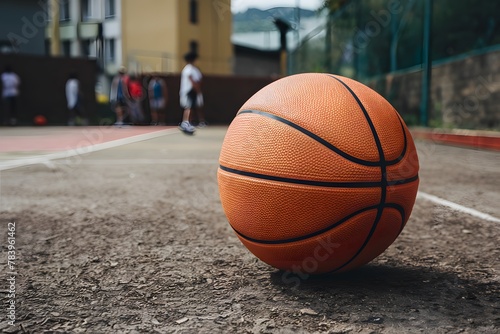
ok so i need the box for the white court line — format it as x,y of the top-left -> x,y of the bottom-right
417,191 -> 500,223
3,134 -> 498,224
55,159 -> 219,165
0,128 -> 180,171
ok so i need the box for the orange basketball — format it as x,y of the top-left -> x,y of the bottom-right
218,73 -> 419,274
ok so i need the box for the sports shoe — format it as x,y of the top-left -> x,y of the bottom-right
179,121 -> 195,133
113,121 -> 130,128
197,121 -> 208,128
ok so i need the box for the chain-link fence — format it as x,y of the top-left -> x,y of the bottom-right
291,0 -> 500,79
289,0 -> 500,129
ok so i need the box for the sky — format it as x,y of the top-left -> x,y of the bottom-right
231,0 -> 324,13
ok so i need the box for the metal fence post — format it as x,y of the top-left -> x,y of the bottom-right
420,0 -> 433,126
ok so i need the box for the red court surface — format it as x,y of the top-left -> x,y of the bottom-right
411,128 -> 500,151
2,126 -> 499,154
0,126 -> 175,153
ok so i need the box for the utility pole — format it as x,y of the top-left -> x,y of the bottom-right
50,0 -> 61,56
325,10 -> 333,73
420,0 -> 433,126
274,18 -> 292,76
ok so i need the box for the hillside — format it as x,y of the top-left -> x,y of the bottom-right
233,7 -> 316,33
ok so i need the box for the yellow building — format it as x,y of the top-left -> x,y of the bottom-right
46,0 -> 232,75
122,0 -> 232,75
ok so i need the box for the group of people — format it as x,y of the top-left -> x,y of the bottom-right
110,51 -> 206,133
1,65 -> 87,127
109,67 -> 168,126
1,51 -> 205,130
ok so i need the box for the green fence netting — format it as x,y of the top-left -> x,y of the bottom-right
290,0 -> 500,79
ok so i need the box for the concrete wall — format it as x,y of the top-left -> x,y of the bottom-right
177,0 -> 233,74
122,0 -> 178,73
366,49 -> 500,130
0,0 -> 47,55
121,0 -> 233,75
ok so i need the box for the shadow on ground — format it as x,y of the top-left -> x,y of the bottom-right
269,263 -> 499,327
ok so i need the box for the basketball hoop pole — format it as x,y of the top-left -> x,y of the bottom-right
420,0 -> 433,127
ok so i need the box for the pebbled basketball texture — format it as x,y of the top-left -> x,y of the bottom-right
218,73 -> 419,274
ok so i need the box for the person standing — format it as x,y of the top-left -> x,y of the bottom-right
1,65 -> 20,126
148,75 -> 167,125
127,75 -> 145,124
109,66 -> 130,126
179,52 -> 205,134
65,73 -> 88,126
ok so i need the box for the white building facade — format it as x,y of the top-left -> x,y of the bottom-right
46,0 -> 123,76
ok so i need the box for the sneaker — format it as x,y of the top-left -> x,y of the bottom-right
197,121 -> 208,128
179,121 -> 195,134
113,121 -> 130,128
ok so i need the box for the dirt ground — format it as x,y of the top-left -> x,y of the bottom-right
0,126 -> 499,333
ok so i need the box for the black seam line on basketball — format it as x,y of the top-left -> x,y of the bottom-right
384,203 -> 406,235
230,203 -> 404,246
220,165 -> 418,188
221,165 -> 378,188
230,205 -> 379,245
328,75 -> 388,273
237,109 -> 383,167
386,116 -> 408,165
386,174 -> 418,186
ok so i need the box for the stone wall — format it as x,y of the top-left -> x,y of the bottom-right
366,49 -> 500,129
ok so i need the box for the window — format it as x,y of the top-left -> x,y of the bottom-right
189,40 -> 198,54
189,0 -> 198,24
44,39 -> 51,55
81,40 -> 93,57
105,39 -> 116,62
81,0 -> 93,21
62,41 -> 71,57
60,0 -> 70,22
105,0 -> 116,18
